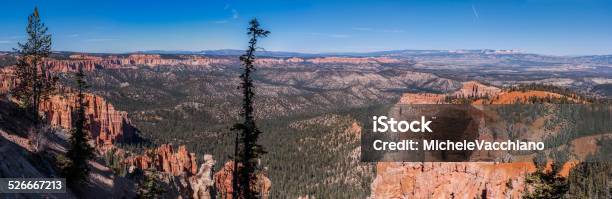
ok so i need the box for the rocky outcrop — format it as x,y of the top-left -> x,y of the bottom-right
122,54 -> 231,68
214,161 -> 235,199
43,54 -> 232,72
131,153 -> 216,199
399,93 -> 445,104
0,98 -> 136,198
307,57 -> 400,64
0,67 -> 218,197
39,93 -> 137,148
255,56 -> 401,66
377,85 -> 518,198
0,54 -> 407,73
372,82 -> 588,198
398,81 -> 502,104
189,154 -> 216,199
42,54 -> 407,72
125,144 -> 198,176
370,162 -> 536,198
1,66 -> 136,149
454,81 -> 501,98
488,90 -> 575,104
0,67 -> 15,93
214,161 -> 271,199
344,122 -> 362,138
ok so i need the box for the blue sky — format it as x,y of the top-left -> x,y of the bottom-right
0,0 -> 611,55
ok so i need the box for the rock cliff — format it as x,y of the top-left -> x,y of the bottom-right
189,154 -> 216,199
214,161 -> 271,199
255,56 -> 401,66
0,54 -> 408,73
0,66 -> 137,148
43,54 -> 232,72
125,144 -> 198,176
133,153 -> 216,199
370,162 -> 536,199
39,93 -> 137,148
371,82 -> 582,199
0,67 -> 15,93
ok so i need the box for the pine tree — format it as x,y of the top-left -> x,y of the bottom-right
138,171 -> 166,199
523,161 -> 568,199
231,18 -> 270,199
63,66 -> 94,184
11,7 -> 57,122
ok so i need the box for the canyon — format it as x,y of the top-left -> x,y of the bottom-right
39,93 -> 137,149
45,54 -> 232,72
0,51 -> 609,198
369,81 -> 603,198
0,53 -> 406,73
0,61 -> 237,198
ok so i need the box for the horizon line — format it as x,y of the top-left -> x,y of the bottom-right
2,48 -> 609,57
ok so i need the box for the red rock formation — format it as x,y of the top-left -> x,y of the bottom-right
344,122 -> 362,138
371,162 -> 536,198
214,161 -> 271,199
311,57 -> 400,64
0,65 -> 221,196
190,154 -> 216,199
487,90 -> 579,104
372,82 -> 587,198
399,93 -> 445,104
45,59 -> 104,72
125,153 -> 216,199
454,81 -> 501,98
41,54 -> 406,73
39,93 -> 136,147
255,56 -> 401,66
42,54 -> 232,72
0,67 -> 15,93
0,66 -> 137,151
125,144 -> 198,176
255,57 -> 305,65
214,161 -> 234,199
3,54 -> 407,73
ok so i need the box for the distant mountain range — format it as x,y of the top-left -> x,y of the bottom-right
136,49 -> 528,57
135,49 -> 320,57
133,49 -> 609,59
1,49 -> 611,62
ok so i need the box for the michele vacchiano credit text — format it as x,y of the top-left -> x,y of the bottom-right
370,116 -> 545,151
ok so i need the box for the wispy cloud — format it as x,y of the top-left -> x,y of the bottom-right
308,33 -> 350,38
231,9 -> 239,19
84,38 -> 116,42
213,20 -> 229,24
352,27 -> 404,33
0,40 -> 12,44
67,34 -> 79,38
472,4 -> 479,22
215,4 -> 239,23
